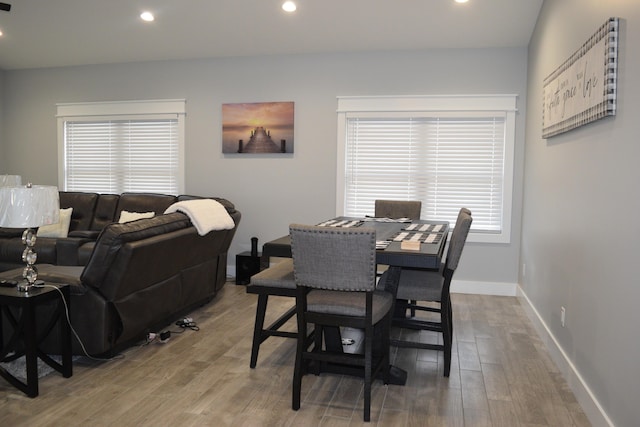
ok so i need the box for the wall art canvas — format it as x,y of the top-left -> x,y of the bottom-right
542,18 -> 619,138
222,102 -> 294,154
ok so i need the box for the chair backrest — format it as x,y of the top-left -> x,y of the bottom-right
444,208 -> 472,272
374,200 -> 422,220
289,224 -> 377,291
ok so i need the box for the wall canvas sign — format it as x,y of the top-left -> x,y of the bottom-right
542,18 -> 619,138
222,102 -> 294,154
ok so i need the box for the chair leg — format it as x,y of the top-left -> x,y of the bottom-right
441,298 -> 452,377
448,299 -> 454,341
250,294 -> 268,368
363,323 -> 373,422
312,325 -> 323,375
382,311 -> 392,385
292,313 -> 306,411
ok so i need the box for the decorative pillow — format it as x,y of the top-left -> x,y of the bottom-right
37,208 -> 73,238
118,210 -> 155,223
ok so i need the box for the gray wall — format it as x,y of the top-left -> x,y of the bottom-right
524,1 -> 640,425
1,48 -> 528,289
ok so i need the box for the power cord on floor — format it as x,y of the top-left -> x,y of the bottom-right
141,317 -> 199,346
175,317 -> 200,331
142,330 -> 172,345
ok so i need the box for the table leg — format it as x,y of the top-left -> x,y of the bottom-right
23,300 -> 39,398
0,285 -> 73,397
381,266 -> 407,385
59,286 -> 72,378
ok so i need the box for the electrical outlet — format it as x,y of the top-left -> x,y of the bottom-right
561,306 -> 566,327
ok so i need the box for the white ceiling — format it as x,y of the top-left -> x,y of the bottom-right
0,0 -> 543,71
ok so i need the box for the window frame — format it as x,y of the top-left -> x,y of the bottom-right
56,99 -> 186,195
336,94 -> 517,244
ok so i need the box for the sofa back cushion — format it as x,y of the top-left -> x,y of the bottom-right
59,192 -> 99,232
81,212 -> 191,296
90,194 -> 120,231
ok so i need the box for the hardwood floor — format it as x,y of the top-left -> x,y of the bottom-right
0,283 -> 591,426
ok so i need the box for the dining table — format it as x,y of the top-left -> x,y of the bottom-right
259,216 -> 450,384
262,217 -> 449,270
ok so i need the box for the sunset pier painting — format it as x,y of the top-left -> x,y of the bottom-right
222,102 -> 294,154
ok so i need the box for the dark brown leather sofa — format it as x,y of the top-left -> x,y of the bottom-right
0,192 -> 241,356
1,192 -> 238,270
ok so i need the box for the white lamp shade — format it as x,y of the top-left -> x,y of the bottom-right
0,185 -> 60,228
0,175 -> 22,187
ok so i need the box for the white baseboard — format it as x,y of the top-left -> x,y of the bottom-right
451,279 -> 517,296
517,285 -> 614,427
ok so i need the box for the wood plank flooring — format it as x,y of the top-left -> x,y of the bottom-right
0,283 -> 591,426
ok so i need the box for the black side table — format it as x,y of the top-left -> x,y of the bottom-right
0,283 -> 73,397
236,251 -> 262,285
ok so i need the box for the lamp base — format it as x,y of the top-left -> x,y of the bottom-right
17,279 -> 44,293
17,282 -> 32,293
19,227 -> 40,293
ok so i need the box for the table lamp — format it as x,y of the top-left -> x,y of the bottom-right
0,183 -> 59,292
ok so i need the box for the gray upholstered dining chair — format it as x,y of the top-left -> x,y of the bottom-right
290,224 -> 393,422
374,199 -> 423,278
384,208 -> 472,377
246,258 -> 297,368
374,199 -> 422,220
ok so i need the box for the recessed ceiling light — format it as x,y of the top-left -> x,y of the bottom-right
282,1 -> 297,13
140,11 -> 155,22
454,0 -> 469,3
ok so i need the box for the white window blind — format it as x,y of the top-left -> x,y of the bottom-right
337,95 -> 516,244
57,100 -> 185,195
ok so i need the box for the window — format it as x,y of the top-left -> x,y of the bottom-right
337,95 -> 517,243
57,99 -> 185,195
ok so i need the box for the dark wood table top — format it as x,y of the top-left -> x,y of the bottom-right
262,217 -> 450,270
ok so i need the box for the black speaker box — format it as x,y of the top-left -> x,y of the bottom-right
236,251 -> 261,285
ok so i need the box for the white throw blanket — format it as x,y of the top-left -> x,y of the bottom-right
164,199 -> 235,236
